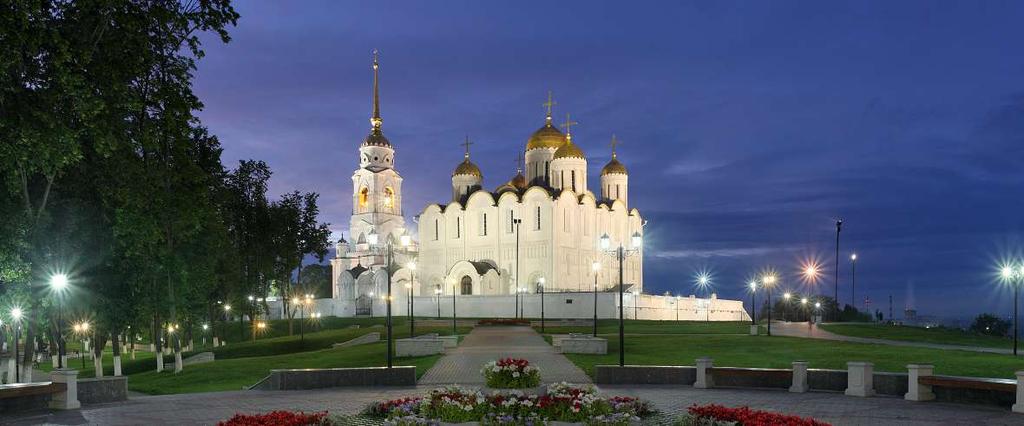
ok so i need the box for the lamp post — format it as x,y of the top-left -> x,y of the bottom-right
367,229 -> 413,369
1000,264 -> 1024,356
434,287 -> 441,319
408,261 -> 416,336
850,253 -> 858,311
539,278 -> 546,333
834,219 -> 842,321
11,308 -> 23,382
632,290 -> 639,319
513,217 -> 522,318
246,295 -> 255,341
697,273 -> 711,322
801,297 -> 809,323
201,324 -> 209,348
599,231 -> 643,367
452,282 -> 457,336
748,281 -> 757,325
222,304 -> 231,345
783,292 -> 792,322
763,273 -> 777,336
675,296 -> 681,321
50,274 -> 69,369
591,261 -> 600,337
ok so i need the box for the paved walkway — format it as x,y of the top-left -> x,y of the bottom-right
418,325 -> 590,385
771,321 -> 1018,355
8,384 -> 1021,425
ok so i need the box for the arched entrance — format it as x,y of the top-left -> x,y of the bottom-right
460,275 -> 473,295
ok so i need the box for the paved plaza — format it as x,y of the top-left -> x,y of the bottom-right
5,326 -> 1023,425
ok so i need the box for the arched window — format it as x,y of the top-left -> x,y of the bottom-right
359,187 -> 369,208
460,276 -> 473,295
383,187 -> 394,208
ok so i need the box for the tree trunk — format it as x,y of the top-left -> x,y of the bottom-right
111,333 -> 122,376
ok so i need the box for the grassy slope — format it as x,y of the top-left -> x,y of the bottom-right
561,335 -> 1024,379
536,320 -> 751,335
820,323 -> 1012,349
127,342 -> 440,395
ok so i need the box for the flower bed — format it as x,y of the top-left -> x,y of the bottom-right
364,383 -> 653,425
482,358 -> 541,389
479,319 -> 532,326
217,410 -> 327,426
685,404 -> 831,426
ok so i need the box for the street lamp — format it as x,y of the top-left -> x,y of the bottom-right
748,281 -> 757,325
539,277 -> 546,333
11,308 -> 24,382
591,261 -> 600,337
696,273 -> 712,322
201,324 -> 209,347
631,290 -> 639,319
762,273 -> 778,336
368,228 -> 413,369
999,263 -> 1024,356
452,281 -> 457,336
783,292 -> 792,322
599,231 -> 643,367
50,273 -> 69,369
407,261 -> 416,337
434,287 -> 442,319
851,253 -> 858,311
222,304 -> 231,345
513,216 -> 522,318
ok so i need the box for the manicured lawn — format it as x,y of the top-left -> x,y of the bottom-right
560,335 -> 1024,379
127,342 -> 440,395
820,323 -> 1012,349
536,319 -> 752,335
213,323 -> 469,359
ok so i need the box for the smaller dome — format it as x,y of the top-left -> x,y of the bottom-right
526,121 -> 567,151
553,140 -> 585,159
510,172 -> 526,189
453,159 -> 482,177
362,129 -> 391,148
601,157 -> 628,175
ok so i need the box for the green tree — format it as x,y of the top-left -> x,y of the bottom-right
970,313 -> 1010,337
301,264 -> 332,299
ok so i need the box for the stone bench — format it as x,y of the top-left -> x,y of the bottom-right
551,333 -> 590,348
905,365 -> 1023,412
0,369 -> 79,412
561,337 -> 607,354
438,335 -> 458,349
396,337 -> 444,357
250,366 -> 416,390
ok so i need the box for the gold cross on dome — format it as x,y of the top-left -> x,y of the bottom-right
543,91 -> 557,117
562,113 -> 578,135
610,134 -> 620,157
514,153 -> 524,172
461,135 -> 474,158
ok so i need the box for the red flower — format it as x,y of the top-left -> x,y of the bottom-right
688,404 -> 830,426
218,411 -> 326,426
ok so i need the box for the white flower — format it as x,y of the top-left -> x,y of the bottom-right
512,371 -> 520,378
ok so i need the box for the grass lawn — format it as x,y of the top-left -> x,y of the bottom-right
536,319 -> 752,335
559,334 -> 1024,379
127,342 -> 440,395
820,323 -> 1013,349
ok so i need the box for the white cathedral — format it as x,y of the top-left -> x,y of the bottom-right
325,55 -> 750,321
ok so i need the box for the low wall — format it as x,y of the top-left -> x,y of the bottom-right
78,376 -> 127,404
712,367 -> 791,389
807,369 -> 847,392
874,372 -> 909,397
332,332 -> 381,348
251,366 -> 416,390
595,365 -> 696,385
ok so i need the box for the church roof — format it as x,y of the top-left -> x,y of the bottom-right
601,157 -> 627,175
553,139 -> 585,159
453,158 -> 482,177
348,264 -> 368,278
526,120 -> 567,151
469,260 -> 499,275
362,51 -> 392,148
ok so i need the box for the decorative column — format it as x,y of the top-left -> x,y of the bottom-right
845,361 -> 875,397
790,361 -> 809,393
1013,370 -> 1024,413
49,369 -> 81,410
694,358 -> 714,389
904,364 -> 935,402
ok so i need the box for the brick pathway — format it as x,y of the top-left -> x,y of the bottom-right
418,325 -> 591,385
9,384 -> 1021,425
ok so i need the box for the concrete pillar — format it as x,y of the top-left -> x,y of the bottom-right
905,364 -> 935,402
695,358 -> 714,389
749,325 -> 758,336
845,361 -> 875,397
790,361 -> 808,393
1013,371 -> 1024,414
113,355 -> 123,377
3,358 -> 14,384
49,369 -> 81,410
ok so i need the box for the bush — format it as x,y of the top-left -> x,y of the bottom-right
970,313 -> 1011,337
481,358 -> 541,389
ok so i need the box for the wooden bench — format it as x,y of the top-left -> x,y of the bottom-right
0,382 -> 67,399
919,375 -> 1016,393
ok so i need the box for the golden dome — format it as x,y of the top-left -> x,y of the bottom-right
510,172 -> 526,189
553,139 -> 585,159
453,158 -> 482,177
526,120 -> 567,151
601,156 -> 627,175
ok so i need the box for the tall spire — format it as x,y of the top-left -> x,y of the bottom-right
370,49 -> 382,131
543,91 -> 557,125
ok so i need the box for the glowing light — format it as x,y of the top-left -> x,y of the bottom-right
51,273 -> 69,291
11,307 -> 23,320
291,297 -> 299,304
202,324 -> 209,331
592,261 -> 600,272
850,253 -> 857,261
407,261 -> 416,271
224,304 -> 231,311
784,292 -> 791,300
1002,266 -> 1014,279
814,302 -> 821,309
367,229 -> 379,246
400,233 -> 412,247
801,297 -> 808,305
748,281 -> 757,290
599,233 -> 611,250
631,232 -> 643,249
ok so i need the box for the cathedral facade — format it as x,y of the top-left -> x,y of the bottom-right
416,105 -> 642,298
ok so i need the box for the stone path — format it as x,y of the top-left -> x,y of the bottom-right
9,384 -> 1022,425
771,321 -> 1019,355
418,325 -> 591,385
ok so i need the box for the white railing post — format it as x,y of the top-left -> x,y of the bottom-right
695,358 -> 714,389
49,369 -> 81,410
904,364 -> 935,402
845,361 -> 875,397
790,361 -> 808,393
1013,370 -> 1024,414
